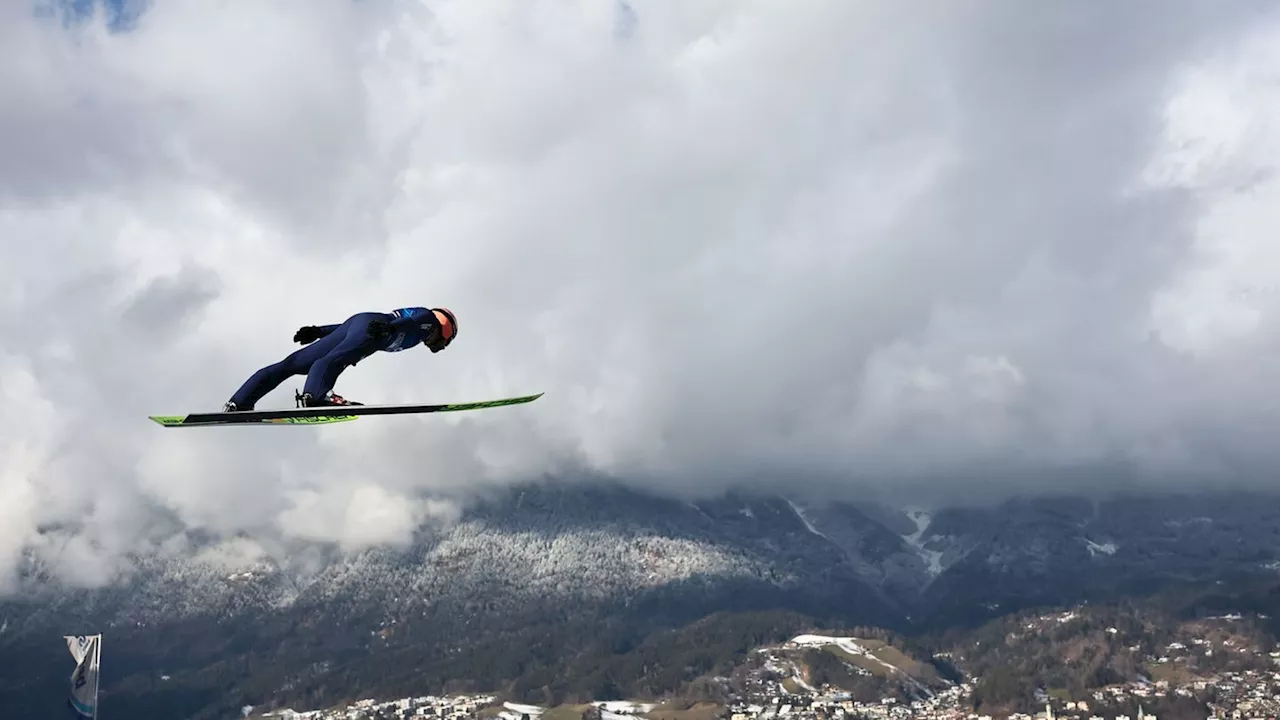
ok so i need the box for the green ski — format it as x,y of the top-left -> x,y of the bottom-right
150,392 -> 543,428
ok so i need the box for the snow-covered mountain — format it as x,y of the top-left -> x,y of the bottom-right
4,482 -> 1280,719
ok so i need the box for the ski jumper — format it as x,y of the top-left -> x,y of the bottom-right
228,307 -> 438,409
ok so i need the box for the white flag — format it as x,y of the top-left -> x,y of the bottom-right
64,634 -> 101,718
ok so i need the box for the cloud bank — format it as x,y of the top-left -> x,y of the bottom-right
4,0 -> 1280,592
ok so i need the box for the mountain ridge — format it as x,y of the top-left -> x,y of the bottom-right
5,482 -> 1280,719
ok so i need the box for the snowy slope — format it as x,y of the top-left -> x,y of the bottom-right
6,486 -> 1280,634
4,484 -> 1280,720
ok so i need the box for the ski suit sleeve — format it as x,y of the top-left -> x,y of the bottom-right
314,323 -> 341,336
388,307 -> 434,331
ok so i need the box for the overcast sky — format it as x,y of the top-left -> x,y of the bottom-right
4,0 -> 1280,592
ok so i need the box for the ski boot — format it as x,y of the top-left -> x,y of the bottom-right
295,390 -> 365,408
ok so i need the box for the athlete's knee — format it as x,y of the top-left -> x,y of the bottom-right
257,359 -> 292,378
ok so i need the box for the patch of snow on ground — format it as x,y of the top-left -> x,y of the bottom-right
901,508 -> 944,577
786,500 -> 826,538
594,702 -> 658,715
788,635 -> 936,697
504,702 -> 545,717
1084,539 -> 1118,556
789,635 -> 899,673
790,664 -> 818,693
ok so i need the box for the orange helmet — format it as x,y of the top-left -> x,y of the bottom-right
428,307 -> 457,353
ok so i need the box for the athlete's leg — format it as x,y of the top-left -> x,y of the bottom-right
227,319 -> 354,409
301,312 -> 385,401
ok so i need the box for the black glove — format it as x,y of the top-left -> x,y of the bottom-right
367,319 -> 394,339
294,326 -> 324,344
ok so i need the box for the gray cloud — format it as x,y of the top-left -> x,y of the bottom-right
3,0 -> 1280,592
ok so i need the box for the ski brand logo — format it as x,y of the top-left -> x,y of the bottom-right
263,415 -> 357,424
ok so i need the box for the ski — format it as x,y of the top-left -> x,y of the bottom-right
149,392 -> 543,428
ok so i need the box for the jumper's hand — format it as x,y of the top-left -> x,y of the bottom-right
294,326 -> 323,344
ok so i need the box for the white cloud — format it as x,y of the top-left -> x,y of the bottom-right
276,483 -> 425,552
3,0 -> 1280,592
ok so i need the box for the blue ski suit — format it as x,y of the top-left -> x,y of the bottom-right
228,307 -> 439,409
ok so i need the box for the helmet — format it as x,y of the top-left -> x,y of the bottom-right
428,307 -> 457,353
